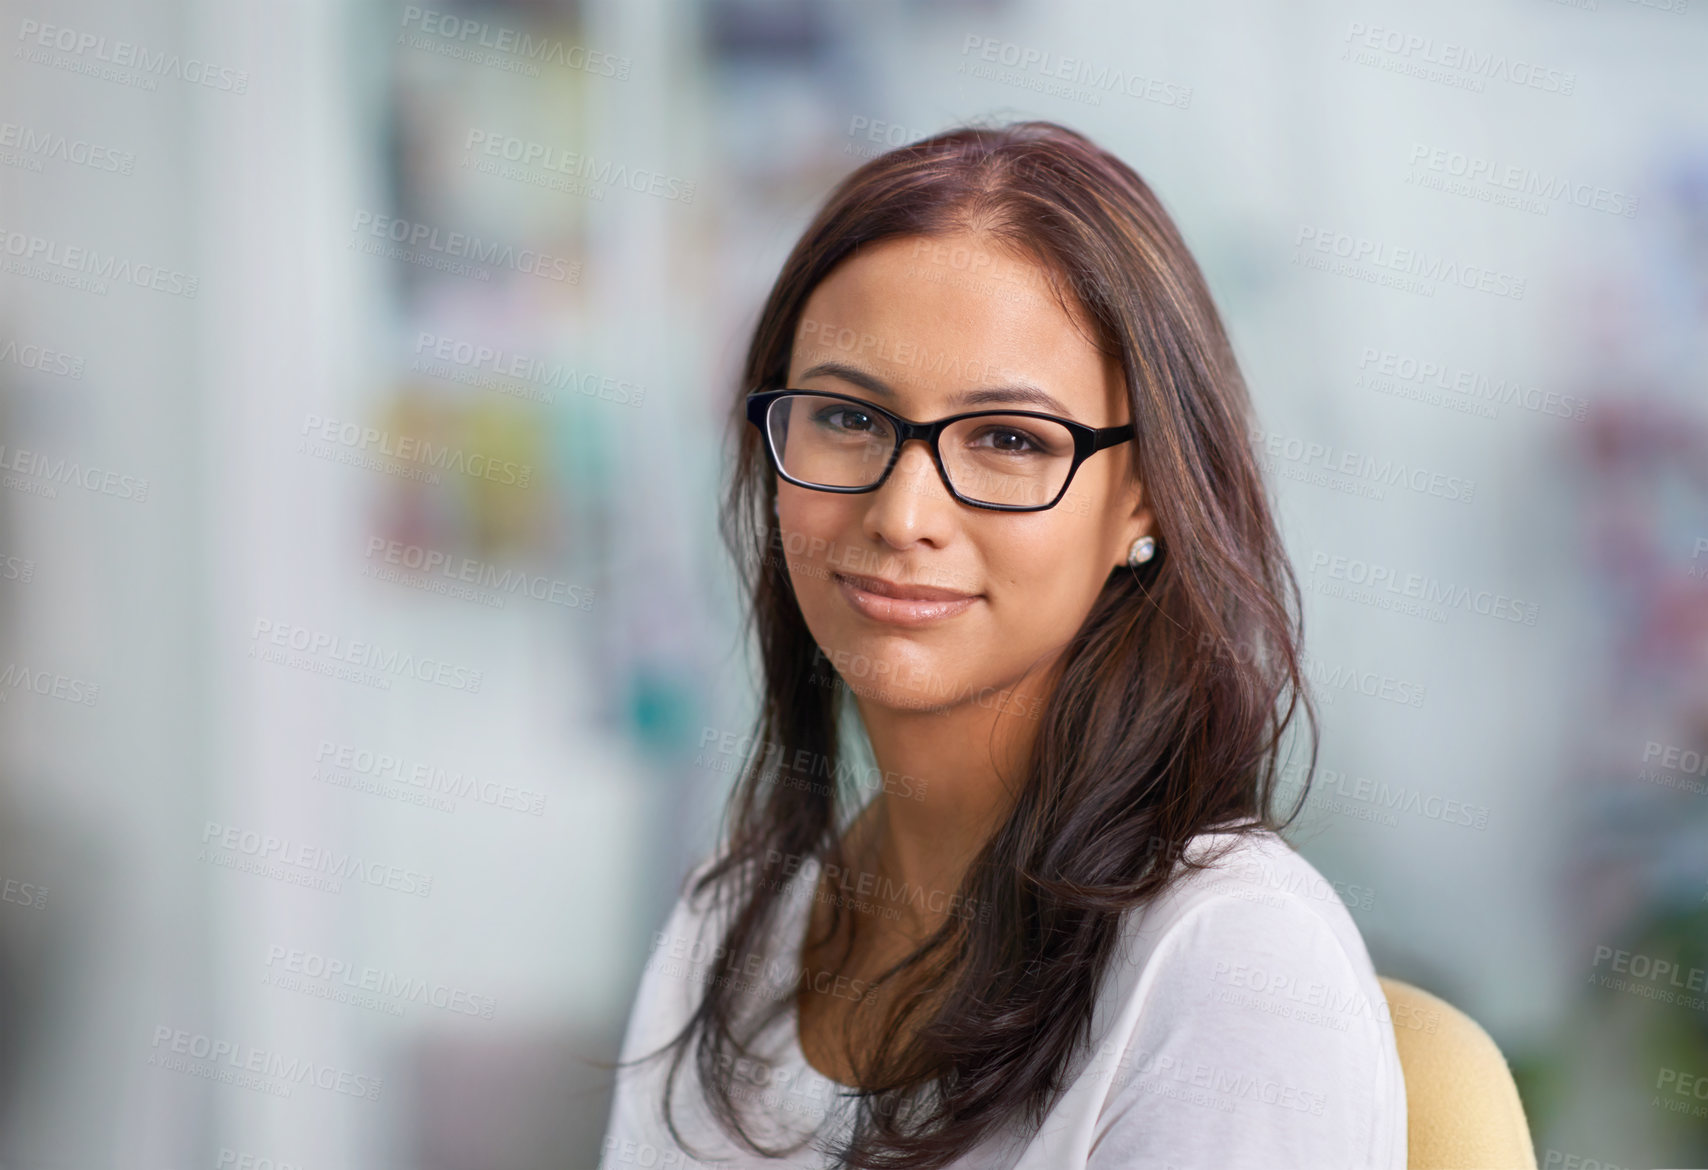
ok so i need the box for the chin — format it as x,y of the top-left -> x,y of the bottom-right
836,673 -> 968,714
805,624 -> 947,706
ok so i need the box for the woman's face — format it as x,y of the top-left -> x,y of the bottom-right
777,230 -> 1154,713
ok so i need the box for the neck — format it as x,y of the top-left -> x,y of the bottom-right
842,656 -> 1058,934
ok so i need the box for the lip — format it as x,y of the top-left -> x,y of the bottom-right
833,572 -> 980,627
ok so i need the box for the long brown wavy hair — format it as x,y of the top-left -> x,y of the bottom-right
649,119 -> 1316,1169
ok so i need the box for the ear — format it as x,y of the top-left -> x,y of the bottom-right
1120,508 -> 1156,567
1124,471 -> 1154,546
1114,474 -> 1156,570
1127,504 -> 1154,546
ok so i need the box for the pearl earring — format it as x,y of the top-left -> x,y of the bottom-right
1126,535 -> 1156,567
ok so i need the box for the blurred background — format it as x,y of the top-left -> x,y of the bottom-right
0,0 -> 1704,1166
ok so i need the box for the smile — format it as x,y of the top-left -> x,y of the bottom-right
833,572 -> 980,627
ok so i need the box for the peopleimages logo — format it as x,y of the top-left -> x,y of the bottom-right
956,35 -> 1192,109
148,1024 -> 382,1100
299,413 -> 533,486
798,316 -> 1019,386
264,944 -> 497,1020
845,115 -> 935,159
1406,143 -> 1637,218
0,552 -> 34,584
1302,653 -> 1427,709
0,120 -> 136,174
0,443 -> 150,501
764,848 -> 991,924
1280,761 -> 1491,831
1,875 -> 47,911
364,536 -> 595,611
1250,426 -> 1477,504
0,225 -> 199,297
1356,348 -> 1588,423
0,662 -> 100,706
398,7 -> 631,79
200,819 -> 434,897
1308,550 -> 1541,627
462,131 -> 696,203
1341,21 -> 1576,96
250,617 -> 485,693
1294,225 -> 1526,300
1591,945 -> 1708,1007
0,335 -> 86,379
315,739 -> 548,816
217,1149 -> 302,1170
15,19 -> 250,93
1643,740 -> 1708,778
412,331 -> 646,407
349,211 -> 577,284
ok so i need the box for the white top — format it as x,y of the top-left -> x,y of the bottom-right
599,828 -> 1407,1169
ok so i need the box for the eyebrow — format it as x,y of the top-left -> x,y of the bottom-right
796,360 -> 1077,418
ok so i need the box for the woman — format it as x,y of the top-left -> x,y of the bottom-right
599,120 -> 1406,1169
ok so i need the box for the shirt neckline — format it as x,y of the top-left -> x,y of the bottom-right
773,823 -> 1271,1088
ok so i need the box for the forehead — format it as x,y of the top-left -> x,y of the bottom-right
788,231 -> 1119,421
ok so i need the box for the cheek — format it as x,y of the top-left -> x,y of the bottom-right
776,493 -> 853,588
983,514 -> 1111,624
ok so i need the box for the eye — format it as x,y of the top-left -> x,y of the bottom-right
814,406 -> 881,434
968,424 -> 1047,454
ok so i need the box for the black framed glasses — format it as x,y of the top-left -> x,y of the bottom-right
745,388 -> 1135,512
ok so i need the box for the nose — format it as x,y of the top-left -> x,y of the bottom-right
888,436 -> 953,499
862,437 -> 958,547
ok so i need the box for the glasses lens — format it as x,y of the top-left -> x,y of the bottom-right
768,394 -> 897,488
939,414 -> 1076,508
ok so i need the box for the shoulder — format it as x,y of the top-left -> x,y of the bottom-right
1107,827 -> 1388,1047
651,845 -> 767,948
619,849 -> 811,1052
637,849 -> 768,983
1121,827 -> 1374,967
613,854 -> 734,1059
1076,828 -> 1405,1166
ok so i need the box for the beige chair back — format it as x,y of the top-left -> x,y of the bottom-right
1379,976 -> 1537,1170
